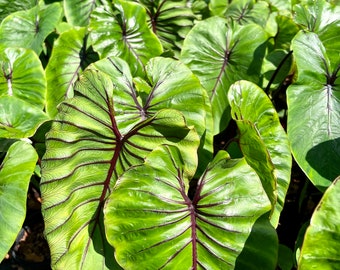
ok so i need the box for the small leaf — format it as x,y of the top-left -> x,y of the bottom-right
89,0 -> 163,76
298,177 -> 340,269
45,27 -> 99,117
0,141 -> 38,261
104,146 -> 272,269
0,3 -> 62,55
0,47 -> 46,109
287,31 -> 340,191
181,17 -> 267,134
229,80 -> 292,227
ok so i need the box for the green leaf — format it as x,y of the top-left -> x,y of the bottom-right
277,244 -> 294,270
45,27 -> 99,118
0,96 -> 49,139
0,47 -> 46,109
298,177 -> 340,269
91,56 -> 213,173
0,141 -> 38,261
104,146 -> 272,269
229,80 -> 292,227
89,0 -> 163,76
287,31 -> 340,191
40,69 -> 199,269
0,3 -> 62,55
0,0 -> 36,21
137,0 -> 195,55
181,17 -> 267,134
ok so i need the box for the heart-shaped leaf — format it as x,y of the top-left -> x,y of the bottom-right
229,80 -> 292,227
91,56 -> 213,172
45,27 -> 99,117
89,0 -> 163,76
298,177 -> 340,269
287,31 -> 340,191
0,2 -> 62,55
181,16 -> 267,134
0,141 -> 38,261
41,68 -> 199,269
105,145 -> 272,269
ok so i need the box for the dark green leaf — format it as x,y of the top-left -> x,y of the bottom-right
0,0 -> 36,21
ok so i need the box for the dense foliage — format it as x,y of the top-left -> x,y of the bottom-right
0,0 -> 339,269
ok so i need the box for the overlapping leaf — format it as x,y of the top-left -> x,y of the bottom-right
228,80 -> 292,227
91,56 -> 213,172
40,68 -> 199,269
45,27 -> 99,118
0,141 -> 38,261
298,177 -> 340,269
287,31 -> 340,191
89,0 -> 163,76
0,2 -> 62,55
181,16 -> 267,134
0,0 -> 36,21
105,145 -> 272,269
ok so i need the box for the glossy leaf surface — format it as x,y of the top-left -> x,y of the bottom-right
89,0 -> 163,76
287,31 -> 340,191
0,141 -> 38,261
298,177 -> 340,269
229,80 -> 292,227
105,146 -> 272,269
64,0 -> 101,26
0,0 -> 36,21
0,3 -> 62,55
41,68 -> 199,269
181,16 -> 267,134
45,27 -> 99,117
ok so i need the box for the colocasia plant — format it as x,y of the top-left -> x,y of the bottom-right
0,0 -> 339,269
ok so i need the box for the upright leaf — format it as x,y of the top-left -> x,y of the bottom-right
298,177 -> 340,269
287,31 -> 340,191
0,141 -> 38,261
45,27 -> 99,118
181,17 -> 267,134
229,80 -> 292,227
105,146 -> 272,269
89,0 -> 163,76
41,69 -> 199,269
0,3 -> 62,55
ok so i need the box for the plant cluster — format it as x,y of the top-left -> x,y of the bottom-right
0,0 -> 339,269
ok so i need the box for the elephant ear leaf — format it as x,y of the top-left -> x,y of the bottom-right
40,68 -> 199,269
104,146 -> 272,269
0,141 -> 38,261
298,177 -> 340,269
287,31 -> 340,192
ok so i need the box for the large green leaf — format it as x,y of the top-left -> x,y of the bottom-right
0,141 -> 38,261
136,0 -> 195,55
91,56 -> 213,173
228,80 -> 292,227
287,31 -> 340,191
180,16 -> 267,134
0,0 -> 36,21
298,177 -> 340,269
0,2 -> 62,55
104,145 -> 273,269
45,27 -> 99,118
0,47 -> 46,109
89,0 -> 163,77
40,69 -> 199,269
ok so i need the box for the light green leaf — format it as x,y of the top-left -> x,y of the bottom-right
287,31 -> 340,191
229,80 -> 292,227
105,146 -> 272,269
45,27 -> 99,118
0,2 -> 62,55
0,141 -> 38,261
181,17 -> 267,134
0,0 -> 36,21
0,96 -> 49,139
89,0 -> 163,76
298,177 -> 340,269
0,47 -> 46,109
41,69 -> 199,269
